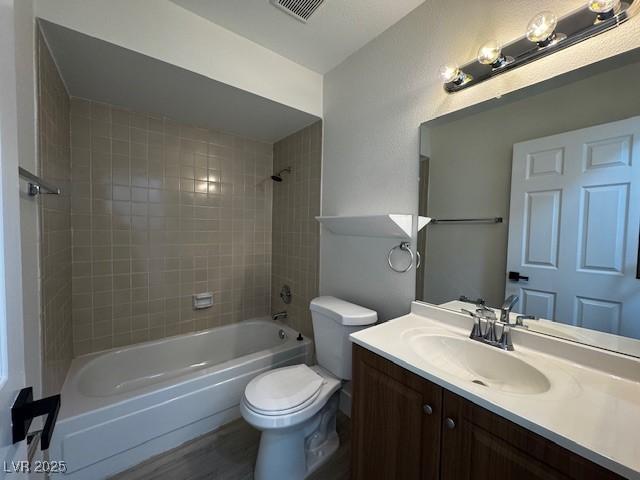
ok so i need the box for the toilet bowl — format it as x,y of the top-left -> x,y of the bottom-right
240,296 -> 377,480
240,365 -> 341,480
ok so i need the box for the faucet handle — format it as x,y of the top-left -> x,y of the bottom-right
462,309 -> 484,339
475,305 -> 496,320
498,324 -> 514,351
515,314 -> 538,327
462,306 -> 495,321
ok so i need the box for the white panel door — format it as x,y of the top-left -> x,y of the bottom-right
506,117 -> 640,338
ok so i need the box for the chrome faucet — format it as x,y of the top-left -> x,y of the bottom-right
463,306 -> 514,351
272,311 -> 288,321
499,295 -> 519,324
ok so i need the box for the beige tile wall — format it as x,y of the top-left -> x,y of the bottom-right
271,121 -> 322,338
37,31 -> 73,394
70,99 -> 273,354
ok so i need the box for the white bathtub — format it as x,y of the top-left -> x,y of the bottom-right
50,319 -> 313,479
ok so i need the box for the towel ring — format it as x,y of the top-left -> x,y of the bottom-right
388,242 -> 420,273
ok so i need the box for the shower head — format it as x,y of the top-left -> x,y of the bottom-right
271,167 -> 292,182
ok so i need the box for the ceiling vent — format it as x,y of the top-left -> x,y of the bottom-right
269,0 -> 325,23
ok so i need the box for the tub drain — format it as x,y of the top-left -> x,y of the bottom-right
472,379 -> 488,387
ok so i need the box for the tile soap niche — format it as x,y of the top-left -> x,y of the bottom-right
193,292 -> 214,310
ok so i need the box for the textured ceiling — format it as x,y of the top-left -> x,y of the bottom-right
170,0 -> 426,73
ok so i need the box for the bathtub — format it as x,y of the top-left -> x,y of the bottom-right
49,319 -> 313,480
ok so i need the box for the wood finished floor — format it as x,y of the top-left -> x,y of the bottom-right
111,413 -> 351,480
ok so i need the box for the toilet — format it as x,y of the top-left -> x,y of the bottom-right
240,296 -> 377,480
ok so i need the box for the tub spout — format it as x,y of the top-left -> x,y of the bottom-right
272,311 -> 288,321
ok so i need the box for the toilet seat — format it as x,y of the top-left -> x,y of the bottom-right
244,364 -> 325,416
241,365 -> 341,432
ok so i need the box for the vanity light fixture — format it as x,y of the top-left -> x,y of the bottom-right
439,64 -> 472,86
526,11 -> 566,48
440,0 -> 637,93
477,40 -> 513,69
588,0 -> 622,20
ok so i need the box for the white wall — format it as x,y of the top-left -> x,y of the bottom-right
0,0 -> 28,467
14,0 -> 41,402
320,0 -> 640,320
35,0 -> 323,117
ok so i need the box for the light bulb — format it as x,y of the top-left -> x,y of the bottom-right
439,64 -> 461,84
526,11 -> 558,44
588,0 -> 620,13
477,40 -> 502,65
476,40 -> 513,69
440,64 -> 472,88
588,0 -> 621,20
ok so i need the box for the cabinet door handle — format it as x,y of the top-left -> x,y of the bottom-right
423,404 -> 433,415
445,417 -> 456,430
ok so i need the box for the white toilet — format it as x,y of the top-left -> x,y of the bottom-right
240,296 -> 377,480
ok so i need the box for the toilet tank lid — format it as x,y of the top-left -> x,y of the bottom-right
310,296 -> 377,326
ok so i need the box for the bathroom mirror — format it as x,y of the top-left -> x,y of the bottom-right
417,49 -> 640,358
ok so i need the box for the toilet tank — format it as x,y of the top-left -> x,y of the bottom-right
310,296 -> 377,380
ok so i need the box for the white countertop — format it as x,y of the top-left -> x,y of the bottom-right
350,302 -> 640,480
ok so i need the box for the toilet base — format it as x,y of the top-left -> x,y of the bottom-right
254,393 -> 340,480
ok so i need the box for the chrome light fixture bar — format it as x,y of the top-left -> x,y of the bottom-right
442,0 -> 637,93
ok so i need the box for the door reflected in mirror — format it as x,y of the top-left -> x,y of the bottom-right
417,51 -> 640,358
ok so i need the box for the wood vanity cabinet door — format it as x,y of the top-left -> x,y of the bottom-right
440,390 -> 624,480
351,345 -> 442,480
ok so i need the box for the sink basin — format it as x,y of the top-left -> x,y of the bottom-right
408,334 -> 551,395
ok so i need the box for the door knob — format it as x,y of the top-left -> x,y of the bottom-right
423,404 -> 433,415
508,271 -> 529,282
445,417 -> 456,430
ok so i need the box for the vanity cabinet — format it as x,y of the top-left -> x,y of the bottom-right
351,344 -> 623,480
351,344 -> 442,479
